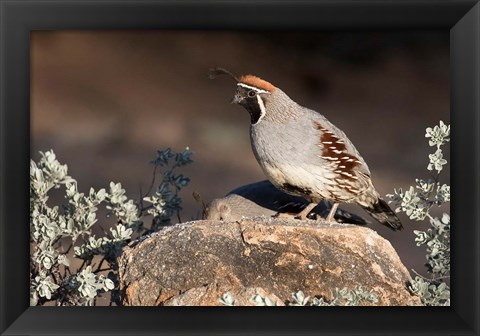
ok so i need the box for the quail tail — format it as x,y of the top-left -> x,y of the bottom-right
361,198 -> 403,231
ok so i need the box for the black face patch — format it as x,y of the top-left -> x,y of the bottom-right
234,87 -> 263,124
282,183 -> 312,196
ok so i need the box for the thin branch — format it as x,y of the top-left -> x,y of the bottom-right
94,256 -> 106,273
138,184 -> 144,213
78,259 -> 86,271
63,242 -> 73,255
176,194 -> 182,224
52,236 -> 62,247
51,266 -> 63,285
411,269 -> 450,282
140,204 -> 153,213
143,164 -> 159,199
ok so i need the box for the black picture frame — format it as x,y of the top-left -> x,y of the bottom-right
1,0 -> 479,335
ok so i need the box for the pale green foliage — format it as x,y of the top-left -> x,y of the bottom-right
31,274 -> 59,304
69,266 -> 115,303
427,149 -> 448,173
220,287 -> 378,307
387,120 -> 450,306
30,148 -> 192,305
408,276 -> 450,306
219,292 -> 237,306
425,120 -> 450,147
289,290 -> 311,306
143,147 -> 192,230
288,288 -> 378,306
252,294 -> 278,306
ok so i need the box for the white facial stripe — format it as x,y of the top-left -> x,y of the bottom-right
253,95 -> 266,125
237,83 -> 270,94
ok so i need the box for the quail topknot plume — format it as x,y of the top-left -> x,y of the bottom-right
209,67 -> 403,231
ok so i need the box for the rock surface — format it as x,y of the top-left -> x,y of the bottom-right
118,218 -> 420,306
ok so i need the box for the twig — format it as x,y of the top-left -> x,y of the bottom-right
140,204 -> 153,213
411,269 -> 450,282
63,243 -> 73,255
94,256 -> 106,273
176,204 -> 182,223
143,164 -> 159,199
78,259 -> 86,271
52,236 -> 62,247
138,184 -> 144,213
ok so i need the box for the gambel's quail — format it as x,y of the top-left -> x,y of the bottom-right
209,68 -> 402,231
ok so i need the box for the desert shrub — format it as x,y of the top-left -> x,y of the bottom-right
287,288 -> 378,306
220,287 -> 378,306
387,120 -> 450,306
30,148 -> 192,306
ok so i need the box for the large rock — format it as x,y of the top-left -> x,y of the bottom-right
118,218 -> 420,306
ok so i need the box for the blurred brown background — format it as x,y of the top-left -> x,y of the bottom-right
31,30 -> 450,280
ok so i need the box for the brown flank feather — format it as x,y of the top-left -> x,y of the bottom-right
239,75 -> 276,92
315,122 -> 362,185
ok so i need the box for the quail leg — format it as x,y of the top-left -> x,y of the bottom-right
325,203 -> 339,222
295,202 -> 318,220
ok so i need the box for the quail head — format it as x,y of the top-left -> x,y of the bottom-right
209,67 -> 402,231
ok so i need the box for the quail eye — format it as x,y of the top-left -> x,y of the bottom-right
248,90 -> 256,97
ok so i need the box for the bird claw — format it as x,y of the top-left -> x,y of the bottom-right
274,210 -> 336,223
294,212 -> 316,221
274,212 -> 315,221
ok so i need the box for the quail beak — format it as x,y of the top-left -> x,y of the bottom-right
230,93 -> 243,104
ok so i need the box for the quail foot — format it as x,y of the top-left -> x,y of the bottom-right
209,68 -> 402,230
